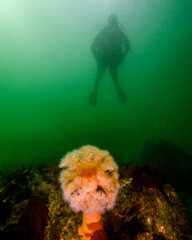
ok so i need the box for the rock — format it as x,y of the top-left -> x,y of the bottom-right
140,140 -> 192,191
14,187 -> 31,202
119,162 -> 136,179
91,230 -> 108,240
0,182 -> 16,201
0,201 -> 12,224
6,168 -> 28,186
0,161 -> 191,240
104,164 -> 192,240
12,195 -> 50,240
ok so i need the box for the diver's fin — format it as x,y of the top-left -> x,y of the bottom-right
89,89 -> 98,106
116,87 -> 128,103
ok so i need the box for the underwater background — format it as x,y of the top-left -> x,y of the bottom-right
0,0 -> 192,172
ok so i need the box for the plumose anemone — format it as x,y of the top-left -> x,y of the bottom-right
59,145 -> 119,240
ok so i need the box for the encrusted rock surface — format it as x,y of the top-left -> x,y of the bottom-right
0,162 -> 191,240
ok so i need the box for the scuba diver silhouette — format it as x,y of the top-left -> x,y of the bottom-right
89,13 -> 130,105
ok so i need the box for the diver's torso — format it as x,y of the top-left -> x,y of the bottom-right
97,25 -> 125,64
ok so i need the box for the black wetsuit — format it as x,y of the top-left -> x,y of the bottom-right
90,23 -> 130,105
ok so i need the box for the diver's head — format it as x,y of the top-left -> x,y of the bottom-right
108,13 -> 118,25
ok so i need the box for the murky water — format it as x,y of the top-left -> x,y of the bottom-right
0,0 -> 192,169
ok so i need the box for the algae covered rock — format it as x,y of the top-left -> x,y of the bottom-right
0,160 -> 191,240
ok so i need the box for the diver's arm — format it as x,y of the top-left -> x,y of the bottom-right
91,35 -> 99,59
123,35 -> 130,57
91,40 -> 97,56
91,29 -> 105,60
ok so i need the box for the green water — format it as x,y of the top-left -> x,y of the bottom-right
0,0 -> 192,169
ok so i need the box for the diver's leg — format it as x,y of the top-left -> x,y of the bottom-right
108,64 -> 128,103
89,62 -> 106,105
